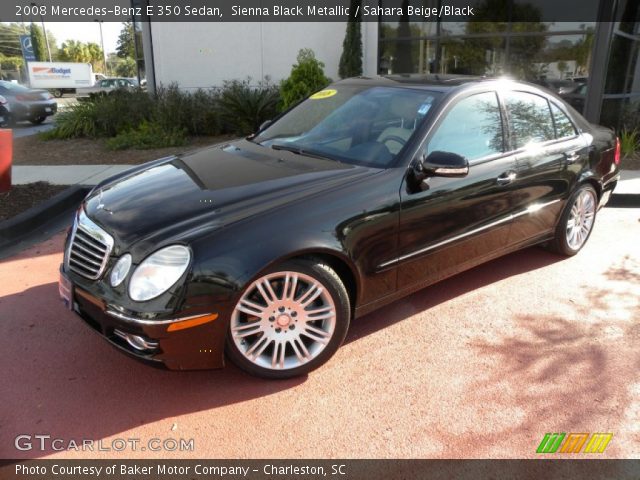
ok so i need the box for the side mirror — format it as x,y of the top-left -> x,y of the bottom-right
259,119 -> 272,131
414,151 -> 469,181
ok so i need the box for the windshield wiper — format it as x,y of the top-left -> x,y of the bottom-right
271,144 -> 340,163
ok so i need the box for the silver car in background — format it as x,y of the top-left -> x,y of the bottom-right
76,77 -> 139,98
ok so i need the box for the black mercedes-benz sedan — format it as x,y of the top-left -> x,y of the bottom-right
59,76 -> 620,379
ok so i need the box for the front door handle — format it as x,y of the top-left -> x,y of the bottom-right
497,171 -> 517,185
565,151 -> 581,163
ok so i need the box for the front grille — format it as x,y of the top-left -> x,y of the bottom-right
67,210 -> 114,280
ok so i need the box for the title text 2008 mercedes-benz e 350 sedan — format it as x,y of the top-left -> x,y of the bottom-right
59,76 -> 620,378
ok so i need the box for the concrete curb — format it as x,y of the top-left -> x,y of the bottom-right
0,184 -> 90,249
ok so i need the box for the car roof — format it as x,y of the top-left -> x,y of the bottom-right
336,74 -> 541,93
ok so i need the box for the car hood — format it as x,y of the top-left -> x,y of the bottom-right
84,140 -> 378,252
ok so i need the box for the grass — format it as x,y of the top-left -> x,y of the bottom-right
620,129 -> 639,157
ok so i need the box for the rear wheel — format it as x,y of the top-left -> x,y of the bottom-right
51,89 -> 63,98
29,116 -> 46,125
548,184 -> 597,256
226,259 -> 350,379
3,114 -> 16,127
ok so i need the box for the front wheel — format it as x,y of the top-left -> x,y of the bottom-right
548,184 -> 598,256
226,259 -> 350,379
29,116 -> 46,125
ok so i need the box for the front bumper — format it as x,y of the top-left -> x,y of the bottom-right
59,265 -> 228,370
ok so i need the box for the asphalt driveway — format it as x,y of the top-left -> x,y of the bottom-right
0,207 -> 638,459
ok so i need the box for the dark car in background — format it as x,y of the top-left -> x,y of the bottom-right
0,80 -> 57,125
0,95 -> 9,126
59,76 -> 620,379
560,82 -> 589,112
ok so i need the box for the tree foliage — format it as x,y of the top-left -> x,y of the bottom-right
30,23 -> 47,61
116,22 -> 136,59
113,56 -> 137,77
0,23 -> 24,58
280,49 -> 330,110
58,40 -> 104,71
338,0 -> 363,78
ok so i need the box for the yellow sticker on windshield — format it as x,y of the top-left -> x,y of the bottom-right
310,89 -> 337,100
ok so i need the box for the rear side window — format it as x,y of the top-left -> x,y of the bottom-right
504,91 -> 555,149
426,91 -> 504,161
550,102 -> 577,139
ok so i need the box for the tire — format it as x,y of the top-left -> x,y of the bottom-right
52,89 -> 63,98
4,114 -> 16,127
226,259 -> 351,379
547,184 -> 598,256
29,116 -> 46,125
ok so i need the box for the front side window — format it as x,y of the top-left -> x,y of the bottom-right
550,102 -> 577,139
426,92 -> 504,161
505,91 -> 555,148
254,86 -> 440,168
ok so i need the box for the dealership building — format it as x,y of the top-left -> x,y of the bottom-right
132,0 -> 639,129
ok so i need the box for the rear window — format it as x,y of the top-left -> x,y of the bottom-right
504,91 -> 555,149
550,102 -> 577,139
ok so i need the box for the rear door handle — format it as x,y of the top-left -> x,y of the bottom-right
497,171 -> 517,185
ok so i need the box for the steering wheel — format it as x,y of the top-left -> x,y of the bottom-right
379,135 -> 407,149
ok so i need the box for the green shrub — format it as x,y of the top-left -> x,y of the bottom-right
154,84 -> 220,136
619,128 -> 639,157
280,49 -> 330,110
218,78 -> 280,135
44,89 -> 154,139
95,89 -> 155,136
105,121 -> 186,150
42,79 -> 280,147
40,101 -> 103,139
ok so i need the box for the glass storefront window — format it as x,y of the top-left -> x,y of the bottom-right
505,33 -> 592,86
615,0 -> 640,36
605,35 -> 640,95
379,38 -> 438,74
440,37 -> 506,75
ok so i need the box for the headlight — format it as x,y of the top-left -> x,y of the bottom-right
110,254 -> 132,287
128,245 -> 191,301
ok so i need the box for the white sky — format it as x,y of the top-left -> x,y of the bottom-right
10,21 -> 121,55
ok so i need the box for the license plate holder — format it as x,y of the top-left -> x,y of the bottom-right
59,271 -> 74,310
45,107 -> 52,113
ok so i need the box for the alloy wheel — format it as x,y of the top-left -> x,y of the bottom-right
230,271 -> 337,371
565,189 -> 596,251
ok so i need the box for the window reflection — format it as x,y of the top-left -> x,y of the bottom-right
504,91 -> 555,148
440,37 -> 506,75
509,33 -> 594,84
550,102 -> 577,138
427,92 -> 503,160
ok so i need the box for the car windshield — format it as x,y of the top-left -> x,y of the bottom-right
0,81 -> 30,93
254,85 -> 440,168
